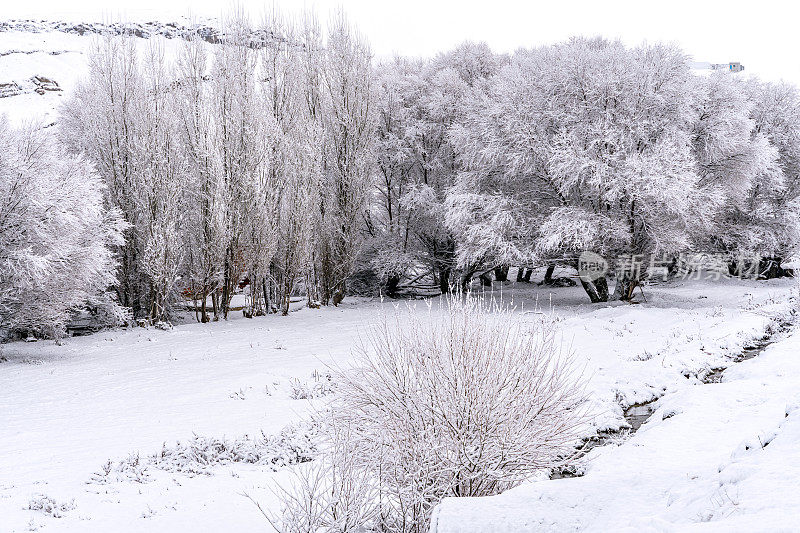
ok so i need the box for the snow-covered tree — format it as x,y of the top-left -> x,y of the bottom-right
449,38 -> 717,301
61,35 -> 147,315
739,78 -> 800,266
209,13 -> 267,319
684,72 -> 800,281
258,12 -> 311,315
311,12 -> 377,306
60,9 -> 386,319
366,58 -> 419,296
137,42 -> 185,321
62,36 -> 185,323
370,43 -> 503,295
0,118 -> 125,337
175,35 -> 227,322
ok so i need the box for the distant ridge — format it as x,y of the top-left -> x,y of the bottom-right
0,19 -> 226,43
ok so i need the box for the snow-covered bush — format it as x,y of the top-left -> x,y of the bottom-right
0,117 -> 125,338
149,423 -> 318,477
27,494 -> 76,518
288,371 -> 336,400
271,296 -> 587,532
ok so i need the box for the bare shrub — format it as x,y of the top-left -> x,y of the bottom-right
89,453 -> 151,484
289,371 -> 337,400
259,424 -> 381,532
270,295 -> 587,532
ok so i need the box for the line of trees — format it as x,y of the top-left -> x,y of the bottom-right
60,11 -> 375,323
369,37 -> 800,302
4,17 -> 800,336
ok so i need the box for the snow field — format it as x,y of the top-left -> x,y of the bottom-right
0,278 -> 795,531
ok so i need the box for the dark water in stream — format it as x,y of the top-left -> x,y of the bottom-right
703,318 -> 794,383
550,401 -> 657,479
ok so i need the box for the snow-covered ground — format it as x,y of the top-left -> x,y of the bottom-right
0,276 -> 796,532
433,284 -> 800,532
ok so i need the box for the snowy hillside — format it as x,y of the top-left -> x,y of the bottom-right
0,19 -> 223,125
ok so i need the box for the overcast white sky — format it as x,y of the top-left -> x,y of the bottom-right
3,0 -> 798,84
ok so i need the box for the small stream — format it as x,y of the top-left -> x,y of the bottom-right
550,401 -> 657,479
703,341 -> 770,383
703,317 -> 795,384
623,402 -> 656,431
551,316 -> 794,480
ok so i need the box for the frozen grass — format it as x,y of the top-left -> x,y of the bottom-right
150,424 -> 318,477
288,371 -> 337,400
89,453 -> 151,485
89,422 -> 319,484
27,495 -> 76,518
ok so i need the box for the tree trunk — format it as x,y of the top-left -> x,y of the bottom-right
479,272 -> 493,287
460,271 -> 474,291
281,293 -> 290,316
759,256 -> 791,279
281,270 -> 292,316
516,267 -> 524,282
522,268 -> 533,282
579,276 -> 609,303
494,265 -> 509,282
439,267 -> 451,294
211,291 -> 219,321
221,247 -> 231,320
200,291 -> 209,323
332,280 -> 346,306
543,264 -> 555,284
385,275 -> 400,297
612,273 -> 638,301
